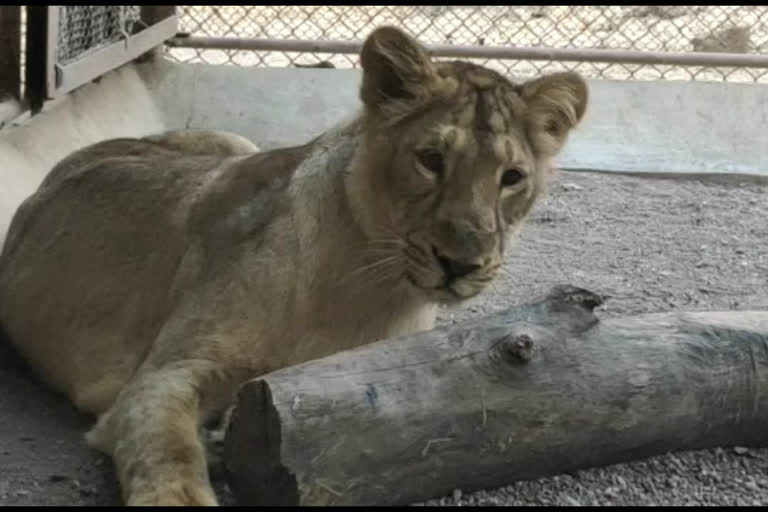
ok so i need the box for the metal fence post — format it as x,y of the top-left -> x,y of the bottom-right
0,6 -> 22,109
139,6 -> 178,61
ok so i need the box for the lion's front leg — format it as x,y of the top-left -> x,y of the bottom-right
85,363 -> 220,506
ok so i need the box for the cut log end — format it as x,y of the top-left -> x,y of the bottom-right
224,380 -> 299,506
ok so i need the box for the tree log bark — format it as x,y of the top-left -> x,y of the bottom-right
223,285 -> 768,506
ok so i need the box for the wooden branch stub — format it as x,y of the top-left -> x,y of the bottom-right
543,284 -> 606,311
496,333 -> 535,364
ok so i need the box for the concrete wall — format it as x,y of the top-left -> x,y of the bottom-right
0,65 -> 166,244
139,59 -> 768,177
2,57 -> 767,244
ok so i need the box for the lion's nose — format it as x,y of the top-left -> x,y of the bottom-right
432,246 -> 481,280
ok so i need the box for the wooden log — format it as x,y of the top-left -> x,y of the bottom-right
222,285 -> 768,506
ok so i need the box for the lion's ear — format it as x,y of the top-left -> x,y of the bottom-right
359,26 -> 438,118
518,71 -> 588,157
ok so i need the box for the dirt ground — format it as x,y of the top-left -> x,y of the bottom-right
1,169 -> 767,506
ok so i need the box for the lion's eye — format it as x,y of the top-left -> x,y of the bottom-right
501,168 -> 524,187
416,150 -> 444,176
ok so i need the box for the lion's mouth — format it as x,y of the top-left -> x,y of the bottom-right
403,239 -> 480,300
431,246 -> 453,284
430,245 -> 484,285
404,268 -> 463,301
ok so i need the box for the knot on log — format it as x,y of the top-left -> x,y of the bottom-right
497,334 -> 534,364
546,285 -> 606,311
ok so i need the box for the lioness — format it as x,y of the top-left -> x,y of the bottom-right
0,26 -> 587,505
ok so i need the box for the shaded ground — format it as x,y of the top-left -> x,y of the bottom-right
1,170 -> 767,506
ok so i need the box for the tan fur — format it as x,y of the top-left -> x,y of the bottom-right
142,129 -> 261,156
0,26 -> 588,506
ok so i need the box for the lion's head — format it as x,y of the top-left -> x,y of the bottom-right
348,26 -> 588,303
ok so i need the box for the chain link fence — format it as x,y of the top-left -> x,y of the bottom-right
167,5 -> 768,83
11,6 -> 178,112
56,6 -> 144,65
14,6 -> 148,98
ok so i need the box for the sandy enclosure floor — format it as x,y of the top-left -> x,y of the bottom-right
1,169 -> 766,506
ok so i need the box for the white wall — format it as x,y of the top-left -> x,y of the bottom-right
140,58 -> 768,177
0,65 -> 166,244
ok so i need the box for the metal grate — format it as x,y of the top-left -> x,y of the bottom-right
167,5 -> 768,83
56,6 -> 143,65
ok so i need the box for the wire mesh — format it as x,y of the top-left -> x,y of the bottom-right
167,5 -> 768,83
20,6 -> 26,98
56,6 -> 143,65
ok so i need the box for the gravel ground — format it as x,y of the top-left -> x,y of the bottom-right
1,169 -> 767,506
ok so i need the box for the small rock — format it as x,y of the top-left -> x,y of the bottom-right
15,489 -> 29,496
561,183 -> 583,192
49,474 -> 69,483
733,446 -> 750,456
701,468 -> 723,482
78,487 -> 97,497
563,495 -> 582,506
